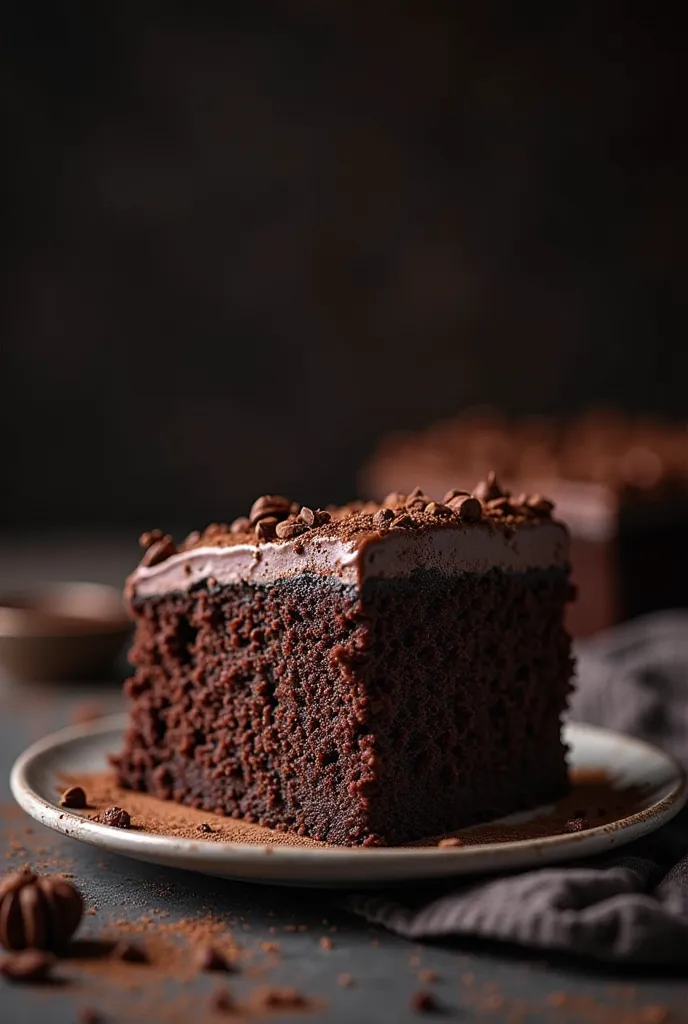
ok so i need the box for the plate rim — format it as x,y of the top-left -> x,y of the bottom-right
9,714 -> 687,879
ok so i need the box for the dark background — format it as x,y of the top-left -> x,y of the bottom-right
2,5 -> 686,533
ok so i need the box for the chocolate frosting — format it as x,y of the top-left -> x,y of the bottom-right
127,485 -> 569,602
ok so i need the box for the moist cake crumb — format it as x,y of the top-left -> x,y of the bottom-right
115,481 -> 574,846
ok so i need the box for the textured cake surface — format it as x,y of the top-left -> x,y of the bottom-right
116,481 -> 574,846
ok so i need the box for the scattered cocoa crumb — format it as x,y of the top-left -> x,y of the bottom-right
61,786 -> 88,809
480,994 -> 505,1010
209,986 -> 235,1013
0,949 -> 55,983
78,1009 -> 105,1024
417,969 -> 440,983
254,987 -> 308,1010
283,924 -> 297,933
319,936 -> 333,950
409,955 -> 421,967
437,837 -> 464,848
102,807 -> 131,829
112,941 -> 147,964
196,945 -> 232,972
259,941 -> 280,954
197,823 -> 213,834
337,973 -> 355,987
410,990 -> 441,1013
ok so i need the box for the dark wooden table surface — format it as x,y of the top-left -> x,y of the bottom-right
1,536 -> 686,1023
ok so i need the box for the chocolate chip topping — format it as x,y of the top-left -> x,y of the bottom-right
248,495 -> 292,526
448,495 -> 482,521
230,516 -> 250,534
133,473 -> 558,570
473,470 -> 505,502
373,507 -> 396,529
405,486 -> 429,511
442,488 -> 470,504
0,870 -> 84,952
382,491 -> 407,507
140,534 -> 176,567
526,493 -> 556,515
424,502 -> 453,517
138,529 -> 164,550
255,517 -> 278,542
102,806 -> 131,829
275,518 -> 307,540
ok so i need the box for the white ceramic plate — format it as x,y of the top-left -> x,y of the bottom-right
10,715 -> 686,888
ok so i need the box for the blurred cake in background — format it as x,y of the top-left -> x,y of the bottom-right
361,409 -> 688,636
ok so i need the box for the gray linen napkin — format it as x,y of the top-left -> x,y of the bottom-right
346,612 -> 688,963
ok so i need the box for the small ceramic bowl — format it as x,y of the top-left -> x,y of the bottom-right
0,582 -> 131,683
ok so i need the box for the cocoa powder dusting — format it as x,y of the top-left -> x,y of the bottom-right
60,768 -> 651,849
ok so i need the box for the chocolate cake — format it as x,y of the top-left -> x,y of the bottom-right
362,410 -> 688,636
116,482 -> 574,847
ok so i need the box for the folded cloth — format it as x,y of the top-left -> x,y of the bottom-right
346,612 -> 688,962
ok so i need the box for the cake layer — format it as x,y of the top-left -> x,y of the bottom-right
116,566 -> 572,846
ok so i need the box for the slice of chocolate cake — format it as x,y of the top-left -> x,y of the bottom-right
116,482 -> 574,847
363,409 -> 688,636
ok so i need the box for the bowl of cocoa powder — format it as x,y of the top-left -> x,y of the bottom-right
0,582 -> 130,683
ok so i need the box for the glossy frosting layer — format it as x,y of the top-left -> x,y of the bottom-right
127,520 -> 569,602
